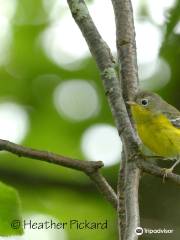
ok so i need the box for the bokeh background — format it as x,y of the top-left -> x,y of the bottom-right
0,0 -> 179,239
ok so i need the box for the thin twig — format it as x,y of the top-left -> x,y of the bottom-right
0,139 -> 117,208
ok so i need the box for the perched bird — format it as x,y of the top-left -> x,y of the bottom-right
127,90 -> 180,177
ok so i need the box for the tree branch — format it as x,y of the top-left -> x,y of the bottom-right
111,0 -> 141,239
67,0 -> 137,147
137,159 -> 180,185
0,139 -> 117,208
117,150 -> 126,239
67,1 -> 142,239
111,0 -> 139,100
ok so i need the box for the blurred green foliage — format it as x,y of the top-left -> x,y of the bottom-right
0,0 -> 116,239
0,181 -> 23,236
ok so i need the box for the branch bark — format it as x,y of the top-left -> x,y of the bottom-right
0,139 -> 117,208
111,0 -> 139,100
111,0 -> 141,239
138,159 -> 180,185
117,150 -> 126,239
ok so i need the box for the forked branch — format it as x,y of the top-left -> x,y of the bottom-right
0,139 -> 117,208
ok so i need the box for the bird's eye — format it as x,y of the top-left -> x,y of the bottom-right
141,98 -> 149,106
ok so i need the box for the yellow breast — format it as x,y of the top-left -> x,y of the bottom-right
131,105 -> 180,157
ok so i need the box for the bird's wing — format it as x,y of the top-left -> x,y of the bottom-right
160,100 -> 180,129
169,117 -> 180,128
162,111 -> 180,129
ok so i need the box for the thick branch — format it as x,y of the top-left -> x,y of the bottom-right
125,161 -> 140,240
117,151 -> 126,239
0,139 -> 117,208
111,0 -> 139,100
111,0 -> 141,239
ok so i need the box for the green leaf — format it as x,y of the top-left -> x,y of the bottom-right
0,181 -> 23,236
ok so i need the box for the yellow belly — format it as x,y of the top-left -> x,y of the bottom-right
131,105 -> 180,157
136,119 -> 180,157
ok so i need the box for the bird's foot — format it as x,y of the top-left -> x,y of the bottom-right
161,167 -> 173,183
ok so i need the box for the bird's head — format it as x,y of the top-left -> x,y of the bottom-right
126,91 -> 165,121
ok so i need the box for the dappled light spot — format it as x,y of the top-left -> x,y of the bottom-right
43,0 -> 68,21
0,16 -> 11,65
174,21 -> 180,34
81,124 -> 122,166
0,102 -> 29,143
136,21 -> 162,64
0,0 -> 17,20
140,58 -> 171,90
40,14 -> 89,69
139,58 -> 171,83
146,0 -> 175,25
54,80 -> 100,121
88,0 -> 116,52
139,61 -> 158,80
22,214 -> 67,240
0,0 -> 17,65
150,59 -> 171,90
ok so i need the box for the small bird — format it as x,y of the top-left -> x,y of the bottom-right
127,90 -> 180,177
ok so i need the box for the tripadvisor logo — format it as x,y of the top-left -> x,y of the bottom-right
135,227 -> 143,235
135,227 -> 174,235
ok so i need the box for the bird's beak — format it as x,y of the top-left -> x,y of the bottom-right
126,101 -> 136,106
